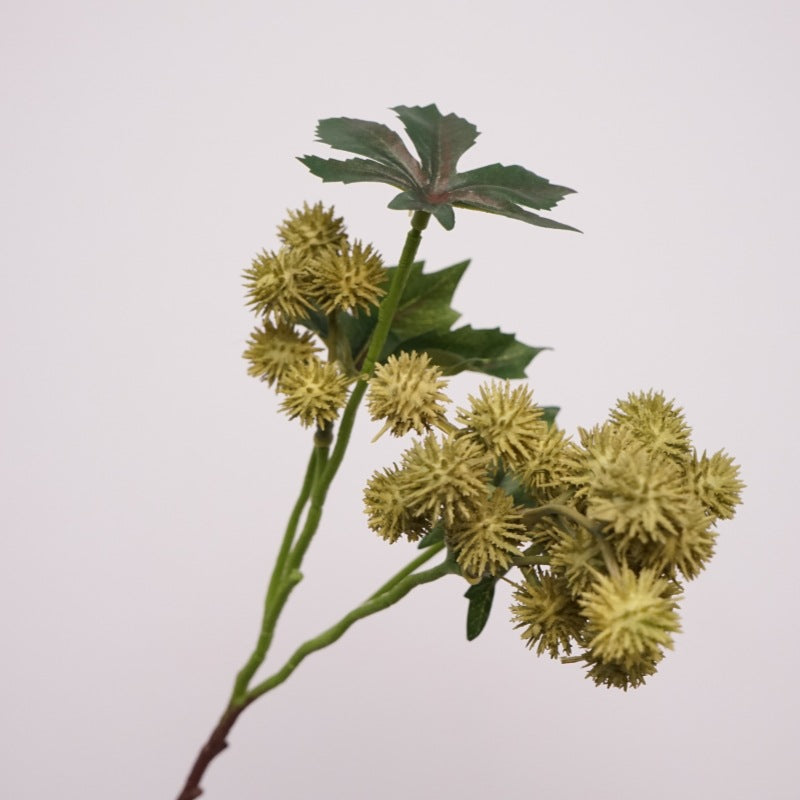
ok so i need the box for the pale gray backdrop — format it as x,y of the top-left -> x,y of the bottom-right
2,1 -> 798,798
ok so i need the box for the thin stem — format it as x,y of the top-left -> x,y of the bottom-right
281,211 -> 431,589
245,556 -> 453,703
522,503 -> 621,580
367,541 -> 444,600
231,447 -> 318,702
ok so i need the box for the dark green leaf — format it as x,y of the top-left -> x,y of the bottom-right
465,577 -> 496,641
298,155 -> 411,189
417,521 -> 444,549
398,325 -> 545,379
452,191 -> 581,232
299,105 -> 577,233
314,117 -> 423,187
448,163 -> 575,210
541,406 -> 559,427
392,104 -> 479,188
388,260 -> 469,343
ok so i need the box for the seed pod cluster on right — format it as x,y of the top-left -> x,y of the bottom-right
363,362 -> 744,690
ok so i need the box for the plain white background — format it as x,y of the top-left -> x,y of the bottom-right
2,1 -> 798,798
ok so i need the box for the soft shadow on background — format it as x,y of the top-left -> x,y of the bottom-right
2,2 -> 798,798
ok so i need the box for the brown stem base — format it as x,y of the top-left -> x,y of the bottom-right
176,702 -> 248,800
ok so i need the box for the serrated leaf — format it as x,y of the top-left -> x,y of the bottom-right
387,259 -> 469,342
465,577 -> 496,641
392,104 -> 479,189
448,163 -> 574,210
399,325 -> 545,379
314,117 -> 423,187
300,105 -> 577,232
298,155 -> 410,189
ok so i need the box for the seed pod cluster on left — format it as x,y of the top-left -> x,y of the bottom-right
242,202 -> 387,429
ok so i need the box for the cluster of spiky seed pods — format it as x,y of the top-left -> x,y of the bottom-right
245,203 -> 743,690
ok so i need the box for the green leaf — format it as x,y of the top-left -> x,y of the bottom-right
300,104 -> 577,232
541,406 -> 559,427
465,577 -> 496,641
392,104 -> 478,188
388,259 -> 469,343
398,325 -> 545,379
298,155 -> 410,189
448,163 -> 575,210
314,117 -> 423,187
417,521 -> 444,549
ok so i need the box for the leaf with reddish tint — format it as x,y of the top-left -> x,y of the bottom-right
300,104 -> 578,232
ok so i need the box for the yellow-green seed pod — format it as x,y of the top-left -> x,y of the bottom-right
243,321 -> 320,386
277,357 -> 349,428
548,527 -> 606,597
277,201 -> 348,256
689,449 -> 744,521
398,433 -> 490,526
580,567 -> 682,673
243,248 -> 314,321
306,240 -> 386,314
457,381 -> 547,471
519,423 -> 572,500
363,465 -> 431,543
609,390 -> 692,462
583,446 -> 695,546
582,652 -> 660,691
446,488 -> 526,580
511,572 -> 586,659
367,351 -> 450,438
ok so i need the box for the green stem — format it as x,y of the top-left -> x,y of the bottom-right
231,447 -> 318,702
281,211 -> 431,587
522,504 -> 620,579
245,555 -> 453,703
231,210 -> 431,703
367,541 -> 444,600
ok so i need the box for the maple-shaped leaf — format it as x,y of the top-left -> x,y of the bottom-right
298,104 -> 579,232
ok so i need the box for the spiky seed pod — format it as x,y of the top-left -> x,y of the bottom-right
689,449 -> 744,521
583,446 -> 695,547
277,202 -> 348,256
548,527 -> 606,597
511,572 -> 586,659
243,248 -> 314,320
609,390 -> 692,461
520,423 -> 572,500
457,381 -> 548,471
397,433 -> 490,526
446,488 -> 527,580
367,351 -> 451,438
243,321 -> 320,386
625,500 -> 717,581
277,357 -> 349,428
563,423 -> 641,503
306,240 -> 386,314
582,653 -> 660,691
363,466 -> 431,543
580,567 -> 682,674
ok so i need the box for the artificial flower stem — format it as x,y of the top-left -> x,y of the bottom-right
367,541 -> 445,600
245,555 -> 454,704
283,210 -> 432,572
230,446 -> 318,702
176,545 -> 453,800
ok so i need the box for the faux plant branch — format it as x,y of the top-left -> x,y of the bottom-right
175,105 -> 743,799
